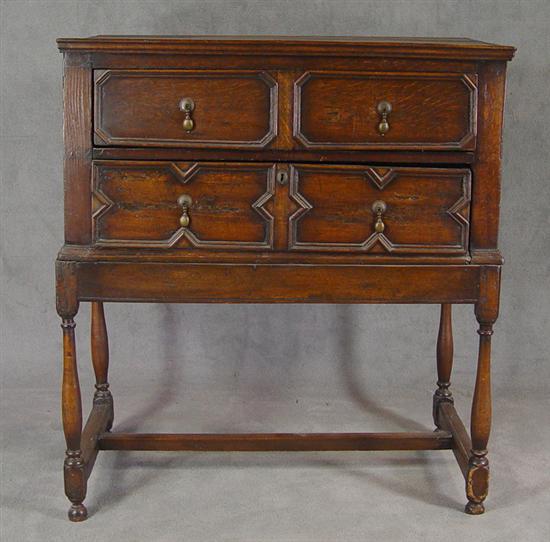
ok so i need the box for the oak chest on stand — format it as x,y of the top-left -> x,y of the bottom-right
55,36 -> 514,521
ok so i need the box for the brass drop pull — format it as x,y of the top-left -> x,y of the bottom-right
372,200 -> 387,233
179,98 -> 195,133
177,194 -> 192,228
377,101 -> 392,136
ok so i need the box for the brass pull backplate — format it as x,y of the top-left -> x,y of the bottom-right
377,101 -> 392,136
177,194 -> 193,228
179,98 -> 195,133
372,200 -> 387,233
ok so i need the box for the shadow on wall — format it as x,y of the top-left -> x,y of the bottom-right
112,303 -> 434,432
336,305 -> 428,433
89,304 -> 185,515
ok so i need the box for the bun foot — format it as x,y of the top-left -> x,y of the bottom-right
465,501 -> 485,515
68,503 -> 88,522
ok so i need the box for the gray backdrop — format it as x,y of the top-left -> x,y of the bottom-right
1,1 -> 549,541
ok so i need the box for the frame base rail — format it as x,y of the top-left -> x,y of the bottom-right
97,431 -> 453,452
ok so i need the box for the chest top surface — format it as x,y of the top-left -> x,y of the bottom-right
57,35 -> 515,60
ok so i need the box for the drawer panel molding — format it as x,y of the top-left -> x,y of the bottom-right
294,71 -> 477,150
288,165 -> 471,254
92,161 -> 276,249
94,70 -> 278,148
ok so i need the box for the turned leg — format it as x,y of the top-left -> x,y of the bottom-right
465,318 -> 493,515
464,267 -> 500,515
433,304 -> 454,428
61,315 -> 88,521
91,302 -> 113,430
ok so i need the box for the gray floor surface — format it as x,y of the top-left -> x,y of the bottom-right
2,379 -> 549,542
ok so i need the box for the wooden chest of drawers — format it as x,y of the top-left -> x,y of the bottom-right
55,36 -> 514,521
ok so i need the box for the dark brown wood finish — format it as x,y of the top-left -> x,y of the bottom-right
92,161 -> 471,256
81,401 -> 112,479
94,70 -> 277,148
438,401 -> 471,477
466,322 -> 493,515
470,61 -> 508,253
56,36 -> 515,60
90,302 -> 113,428
92,161 -> 276,249
93,146 -> 476,165
60,315 -> 87,521
62,53 -> 92,244
433,303 -> 454,427
56,36 -> 513,521
295,71 -> 477,150
75,263 -> 481,304
466,266 -> 500,514
288,165 -> 470,254
98,431 -> 453,452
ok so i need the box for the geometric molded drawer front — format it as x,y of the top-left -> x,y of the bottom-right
294,72 -> 477,150
92,161 -> 275,249
289,165 -> 471,254
94,70 -> 277,148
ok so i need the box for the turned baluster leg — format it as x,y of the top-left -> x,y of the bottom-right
91,302 -> 113,430
433,304 -> 454,428
61,315 -> 88,522
465,318 -> 493,514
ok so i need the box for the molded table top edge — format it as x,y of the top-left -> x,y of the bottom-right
56,35 -> 516,60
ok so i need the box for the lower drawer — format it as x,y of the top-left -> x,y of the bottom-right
92,160 -> 471,256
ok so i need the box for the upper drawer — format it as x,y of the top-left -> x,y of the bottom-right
94,70 -> 278,148
294,72 -> 477,150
